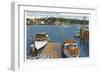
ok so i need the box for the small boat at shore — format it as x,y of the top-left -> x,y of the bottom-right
63,40 -> 80,57
34,32 -> 49,50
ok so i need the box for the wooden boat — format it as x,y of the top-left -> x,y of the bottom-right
34,32 -> 49,50
63,40 -> 80,57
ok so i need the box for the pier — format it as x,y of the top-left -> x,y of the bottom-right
80,26 -> 89,44
41,42 -> 62,58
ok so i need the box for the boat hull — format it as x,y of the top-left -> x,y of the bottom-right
63,48 -> 80,58
34,41 -> 48,50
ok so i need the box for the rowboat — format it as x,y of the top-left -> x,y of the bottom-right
34,32 -> 49,50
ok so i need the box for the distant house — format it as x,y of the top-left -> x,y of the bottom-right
41,21 -> 45,24
26,18 -> 34,25
26,16 -> 35,25
34,19 -> 41,24
55,20 -> 61,25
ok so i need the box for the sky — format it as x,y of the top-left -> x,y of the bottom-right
26,11 -> 89,20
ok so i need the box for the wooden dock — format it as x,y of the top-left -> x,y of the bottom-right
80,28 -> 89,44
41,42 -> 62,58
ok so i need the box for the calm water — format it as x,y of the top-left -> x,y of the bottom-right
27,24 -> 89,57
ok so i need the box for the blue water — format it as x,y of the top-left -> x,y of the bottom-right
27,24 -> 89,57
